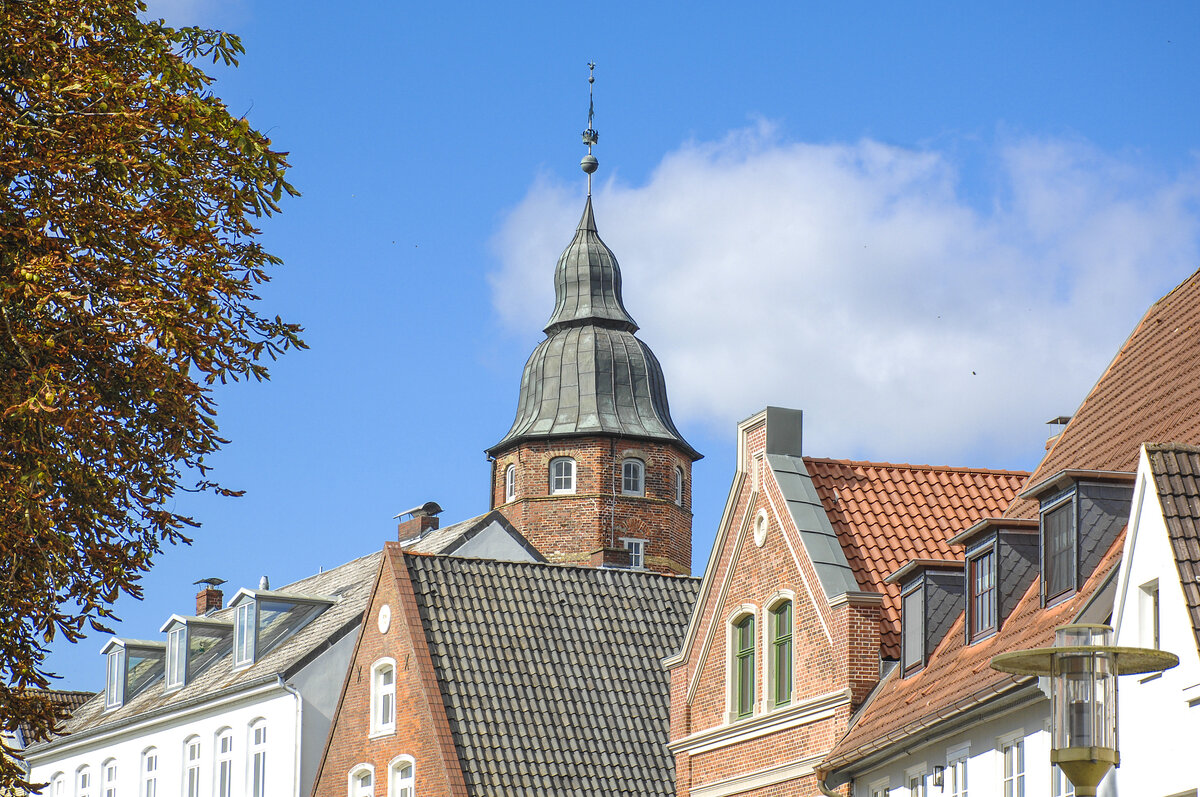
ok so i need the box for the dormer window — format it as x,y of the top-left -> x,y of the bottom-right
230,589 -> 334,670
621,458 -> 645,496
968,548 -> 997,640
105,649 -> 125,709
166,627 -> 186,691
1042,494 -> 1076,602
101,639 -> 166,710
162,614 -> 234,690
902,584 -> 924,674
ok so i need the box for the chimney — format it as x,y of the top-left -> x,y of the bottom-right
1045,415 -> 1072,451
589,546 -> 632,569
396,501 -> 443,542
193,578 -> 226,615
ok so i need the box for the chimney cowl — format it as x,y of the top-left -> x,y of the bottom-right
396,501 -> 443,542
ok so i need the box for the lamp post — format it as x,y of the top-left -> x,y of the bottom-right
991,624 -> 1177,796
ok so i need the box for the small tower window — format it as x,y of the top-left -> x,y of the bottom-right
622,458 -> 645,496
621,538 -> 646,569
675,466 -> 684,506
504,464 -> 516,502
549,457 -> 576,495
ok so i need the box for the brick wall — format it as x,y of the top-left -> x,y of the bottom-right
491,435 -> 695,575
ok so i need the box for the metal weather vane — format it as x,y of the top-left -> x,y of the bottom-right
580,62 -> 599,194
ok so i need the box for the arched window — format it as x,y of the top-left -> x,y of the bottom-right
249,719 -> 268,797
183,735 -> 201,797
621,458 -> 645,497
348,764 -> 374,797
49,772 -> 65,797
141,747 -> 158,797
731,612 -> 756,720
388,756 -> 416,797
675,466 -> 684,506
76,765 -> 92,797
504,464 -> 516,502
101,759 -> 117,797
214,727 -> 234,797
769,599 -> 793,707
549,457 -> 575,495
371,658 -> 396,736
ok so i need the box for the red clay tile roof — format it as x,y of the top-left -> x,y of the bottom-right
821,529 -> 1125,776
1147,443 -> 1200,657
805,458 -> 1028,658
1008,268 -> 1200,519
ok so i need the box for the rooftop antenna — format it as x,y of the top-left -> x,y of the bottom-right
580,62 -> 599,195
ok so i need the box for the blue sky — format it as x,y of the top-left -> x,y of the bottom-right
47,1 -> 1200,688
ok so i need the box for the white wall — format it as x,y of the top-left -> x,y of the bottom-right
27,687 -> 298,797
1112,450 -> 1200,797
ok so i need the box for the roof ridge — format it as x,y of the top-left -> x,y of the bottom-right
1147,441 -> 1200,455
402,549 -> 700,581
802,456 -> 1029,476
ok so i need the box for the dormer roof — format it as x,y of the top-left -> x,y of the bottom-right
158,614 -> 233,633
227,587 -> 336,608
948,517 -> 1039,548
1017,467 -> 1136,501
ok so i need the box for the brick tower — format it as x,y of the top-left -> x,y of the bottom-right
486,80 -> 700,574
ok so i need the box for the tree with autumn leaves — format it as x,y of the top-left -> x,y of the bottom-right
0,0 -> 303,786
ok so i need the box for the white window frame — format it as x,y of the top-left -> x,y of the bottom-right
141,747 -> 158,797
621,458 -> 645,496
388,755 -> 416,797
101,759 -> 117,797
725,604 -> 758,723
166,625 -> 186,691
234,600 -> 256,669
214,727 -> 234,797
504,464 -> 516,502
621,537 -> 646,569
675,466 -> 684,506
370,658 -> 397,737
549,457 -> 576,495
1051,763 -> 1075,797
348,763 -> 375,797
105,648 -> 125,709
249,719 -> 268,797
905,763 -> 928,797
76,765 -> 92,797
945,743 -> 969,797
868,778 -> 889,797
998,731 -> 1025,797
50,771 -> 65,797
184,735 -> 201,797
1139,579 -> 1160,649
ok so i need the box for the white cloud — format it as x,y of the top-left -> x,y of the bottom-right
489,124 -> 1200,467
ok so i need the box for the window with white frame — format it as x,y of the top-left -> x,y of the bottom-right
349,764 -> 374,797
946,749 -> 968,797
621,458 -> 645,496
166,625 -> 186,691
731,612 -> 756,719
105,648 -> 125,709
869,784 -> 888,797
234,600 -> 256,668
622,538 -> 646,569
504,464 -> 516,502
389,756 -> 415,797
184,735 -> 201,797
371,659 -> 397,736
101,759 -> 117,797
549,457 -> 576,495
1051,764 -> 1074,797
76,765 -> 92,797
249,719 -> 268,797
215,727 -> 234,797
675,466 -> 684,505
1139,579 -> 1160,649
907,772 -> 926,797
141,747 -> 158,797
49,772 -> 65,797
1000,736 -> 1024,797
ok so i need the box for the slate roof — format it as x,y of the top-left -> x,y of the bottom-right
34,550 -> 381,750
1146,442 -> 1200,656
402,552 -> 700,797
804,458 -> 1028,658
489,198 -> 699,460
1007,268 -> 1200,519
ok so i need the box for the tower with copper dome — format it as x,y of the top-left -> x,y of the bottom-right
486,67 -> 700,575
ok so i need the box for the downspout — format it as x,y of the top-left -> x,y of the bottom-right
817,772 -> 842,797
487,453 -> 496,510
278,676 -> 304,797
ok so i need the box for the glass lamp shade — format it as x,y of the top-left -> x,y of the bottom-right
1050,626 -> 1118,797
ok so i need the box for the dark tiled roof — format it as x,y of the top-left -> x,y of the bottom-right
1146,442 -> 1200,656
1007,268 -> 1200,519
805,458 -> 1028,658
488,198 -> 699,460
14,690 -> 94,747
403,553 -> 699,797
404,510 -> 544,561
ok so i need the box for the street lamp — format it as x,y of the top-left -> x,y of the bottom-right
991,624 -> 1177,796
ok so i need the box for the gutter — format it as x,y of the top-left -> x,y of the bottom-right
278,676 -> 304,797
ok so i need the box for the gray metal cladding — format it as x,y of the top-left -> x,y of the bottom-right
924,570 -> 964,658
403,554 -> 700,796
543,197 -> 638,335
997,531 -> 1038,626
1077,482 -> 1133,587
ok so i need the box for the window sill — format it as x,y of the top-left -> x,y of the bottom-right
968,628 -> 997,645
368,727 -> 396,740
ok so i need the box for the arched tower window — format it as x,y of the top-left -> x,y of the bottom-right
549,457 -> 576,495
504,464 -> 516,502
621,458 -> 645,496
675,466 -> 684,506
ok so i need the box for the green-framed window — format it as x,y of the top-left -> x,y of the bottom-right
733,614 -> 756,718
771,601 -> 793,706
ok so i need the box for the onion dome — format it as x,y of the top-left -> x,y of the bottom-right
489,199 -> 700,460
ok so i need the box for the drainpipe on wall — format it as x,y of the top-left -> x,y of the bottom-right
278,676 -> 303,797
817,773 -> 843,797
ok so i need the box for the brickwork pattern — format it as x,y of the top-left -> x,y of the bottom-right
492,435 -> 694,575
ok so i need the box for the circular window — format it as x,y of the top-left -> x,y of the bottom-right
753,510 -> 769,547
377,604 -> 392,634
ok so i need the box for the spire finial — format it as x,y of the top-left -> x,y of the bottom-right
580,62 -> 599,195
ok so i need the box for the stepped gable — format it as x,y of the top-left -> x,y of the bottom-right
1007,268 -> 1200,518
805,457 -> 1028,657
403,553 -> 699,796
488,198 -> 698,459
1147,442 -> 1200,656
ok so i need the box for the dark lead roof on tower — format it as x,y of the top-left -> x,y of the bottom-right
489,199 -> 700,460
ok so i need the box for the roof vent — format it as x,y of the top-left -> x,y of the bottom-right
396,501 -> 443,542
1045,415 -> 1072,450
